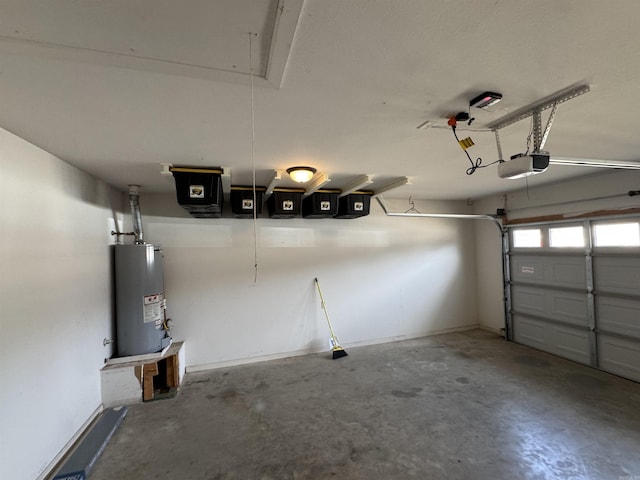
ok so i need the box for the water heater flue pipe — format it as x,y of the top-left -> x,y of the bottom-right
129,185 -> 144,244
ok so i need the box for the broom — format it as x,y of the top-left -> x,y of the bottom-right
314,278 -> 348,359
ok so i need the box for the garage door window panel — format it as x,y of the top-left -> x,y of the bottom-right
593,222 -> 640,247
512,228 -> 543,248
549,225 -> 585,248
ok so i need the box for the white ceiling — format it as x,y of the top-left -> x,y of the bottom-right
1,0 -> 640,200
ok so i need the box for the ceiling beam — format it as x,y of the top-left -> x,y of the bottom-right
265,0 -> 305,88
339,175 -> 373,197
373,177 -> 410,196
265,170 -> 284,197
303,173 -> 331,197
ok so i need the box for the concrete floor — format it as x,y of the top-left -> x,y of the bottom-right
90,330 -> 640,479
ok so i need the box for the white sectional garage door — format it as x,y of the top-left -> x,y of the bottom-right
507,217 -> 640,382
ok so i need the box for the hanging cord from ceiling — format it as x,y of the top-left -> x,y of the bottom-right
448,116 -> 502,175
249,32 -> 259,284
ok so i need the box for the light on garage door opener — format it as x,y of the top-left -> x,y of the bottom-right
469,91 -> 503,109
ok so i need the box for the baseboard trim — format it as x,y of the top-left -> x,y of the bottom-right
478,324 -> 506,338
38,405 -> 103,480
187,346 -> 328,373
186,323 -> 482,373
345,323 -> 484,349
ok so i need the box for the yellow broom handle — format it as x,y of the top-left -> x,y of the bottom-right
314,278 -> 338,340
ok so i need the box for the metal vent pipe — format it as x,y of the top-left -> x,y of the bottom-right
128,185 -> 144,244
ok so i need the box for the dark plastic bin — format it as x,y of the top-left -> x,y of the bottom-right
230,186 -> 265,218
267,190 -> 303,218
302,190 -> 339,218
335,193 -> 371,218
171,168 -> 223,218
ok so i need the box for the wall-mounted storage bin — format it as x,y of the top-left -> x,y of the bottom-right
302,189 -> 340,218
230,186 -> 265,218
267,189 -> 304,218
335,192 -> 372,218
171,167 -> 223,218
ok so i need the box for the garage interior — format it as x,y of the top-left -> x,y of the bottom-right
1,1 -> 640,479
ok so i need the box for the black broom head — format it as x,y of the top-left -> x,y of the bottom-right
332,348 -> 348,360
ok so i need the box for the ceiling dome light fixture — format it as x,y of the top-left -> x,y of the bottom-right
287,166 -> 316,183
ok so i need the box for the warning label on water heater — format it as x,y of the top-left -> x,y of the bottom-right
143,294 -> 162,323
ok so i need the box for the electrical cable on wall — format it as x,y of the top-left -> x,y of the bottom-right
249,32 -> 259,284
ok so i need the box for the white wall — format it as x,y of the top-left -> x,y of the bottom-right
472,211 -> 505,334
0,128 -> 122,480
474,169 -> 640,331
139,194 -> 479,370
